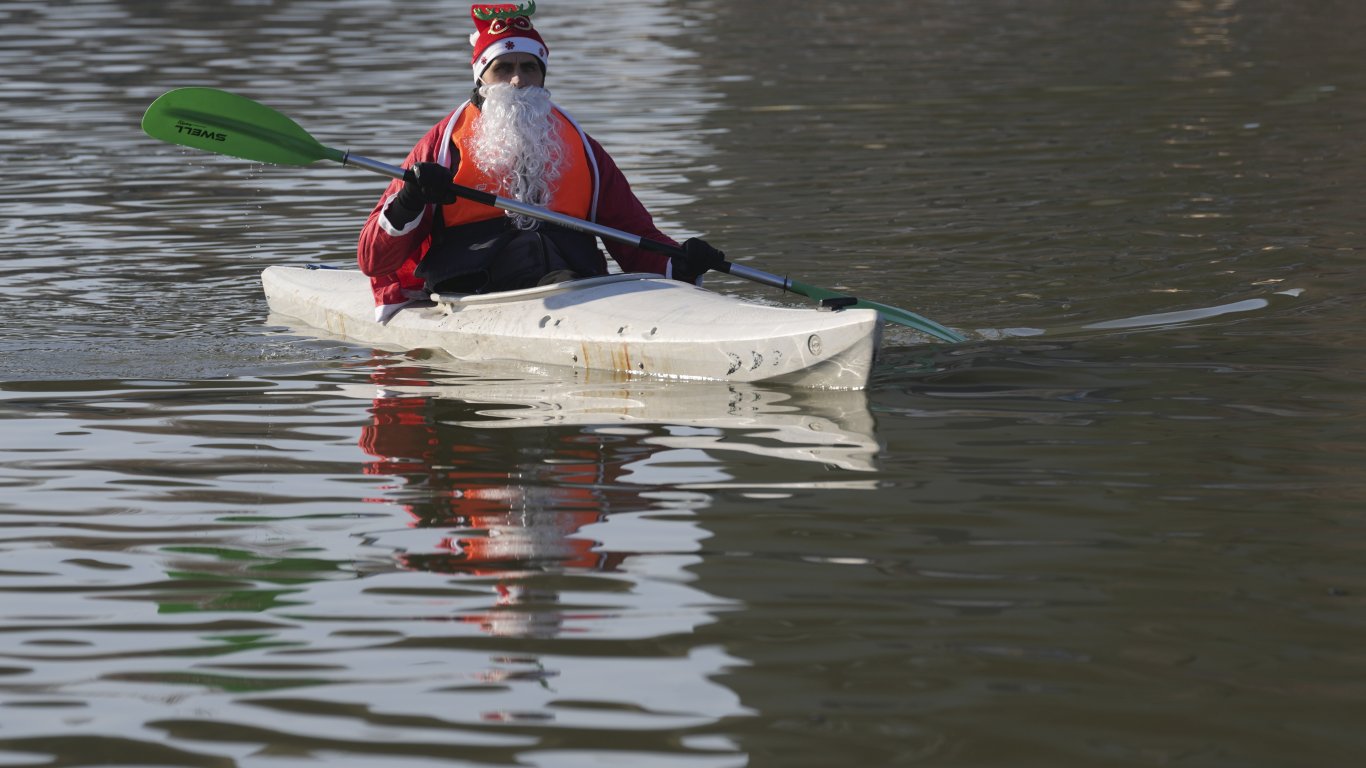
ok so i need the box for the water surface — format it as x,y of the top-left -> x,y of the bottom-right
2,1 -> 1364,766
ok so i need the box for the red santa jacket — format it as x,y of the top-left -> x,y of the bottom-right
357,101 -> 677,318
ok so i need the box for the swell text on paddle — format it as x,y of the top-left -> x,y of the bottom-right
174,120 -> 227,142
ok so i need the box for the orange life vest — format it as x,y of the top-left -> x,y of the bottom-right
437,102 -> 598,230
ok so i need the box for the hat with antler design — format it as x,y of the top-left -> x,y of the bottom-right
469,2 -> 548,80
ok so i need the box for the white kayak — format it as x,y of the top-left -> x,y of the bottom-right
261,266 -> 881,389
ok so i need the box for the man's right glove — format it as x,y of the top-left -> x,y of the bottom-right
395,161 -> 459,212
672,237 -> 726,284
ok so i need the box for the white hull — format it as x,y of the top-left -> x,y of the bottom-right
261,266 -> 881,389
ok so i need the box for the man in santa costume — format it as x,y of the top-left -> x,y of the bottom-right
357,1 -> 726,322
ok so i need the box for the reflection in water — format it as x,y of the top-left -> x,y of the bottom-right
345,362 -> 881,640
0,367 -> 764,764
209,358 -> 875,749
350,368 -> 881,471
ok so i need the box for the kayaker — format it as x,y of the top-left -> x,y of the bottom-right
357,1 -> 726,322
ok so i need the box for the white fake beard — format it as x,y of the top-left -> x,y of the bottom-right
471,83 -> 563,230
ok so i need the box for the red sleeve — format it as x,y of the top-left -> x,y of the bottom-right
356,116 -> 453,278
587,136 -> 677,276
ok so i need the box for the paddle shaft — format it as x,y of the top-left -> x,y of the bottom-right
341,152 -> 792,290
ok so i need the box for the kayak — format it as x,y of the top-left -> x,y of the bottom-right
261,266 -> 881,389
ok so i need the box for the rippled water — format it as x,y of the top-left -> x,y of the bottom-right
3,1 -> 1365,766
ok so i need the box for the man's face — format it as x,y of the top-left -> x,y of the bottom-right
481,52 -> 544,89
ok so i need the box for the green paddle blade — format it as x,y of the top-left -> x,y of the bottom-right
787,278 -> 967,343
141,87 -> 346,166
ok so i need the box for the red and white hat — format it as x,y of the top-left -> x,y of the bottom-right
469,2 -> 549,80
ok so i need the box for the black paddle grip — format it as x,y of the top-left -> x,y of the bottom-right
447,182 -> 498,208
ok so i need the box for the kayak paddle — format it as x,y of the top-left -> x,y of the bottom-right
142,87 -> 965,343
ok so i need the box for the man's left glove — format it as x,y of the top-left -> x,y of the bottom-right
672,237 -> 726,283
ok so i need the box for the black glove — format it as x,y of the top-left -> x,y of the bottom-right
395,161 -> 459,212
673,237 -> 726,283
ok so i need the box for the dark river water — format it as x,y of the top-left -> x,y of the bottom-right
3,1 -> 1365,766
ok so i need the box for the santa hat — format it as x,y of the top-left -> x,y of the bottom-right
469,2 -> 549,80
